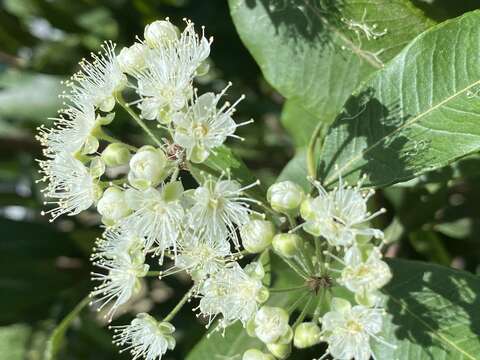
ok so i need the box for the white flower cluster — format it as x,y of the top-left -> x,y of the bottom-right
38,18 -> 266,360
38,17 -> 395,360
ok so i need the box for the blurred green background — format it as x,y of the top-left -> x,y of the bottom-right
0,0 -> 479,359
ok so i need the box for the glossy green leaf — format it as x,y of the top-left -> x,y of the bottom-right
229,0 -> 431,123
320,11 -> 480,188
277,149 -> 310,191
375,258 -> 480,359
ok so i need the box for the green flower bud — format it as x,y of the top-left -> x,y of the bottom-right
293,322 -> 322,349
128,146 -> 169,189
117,43 -> 146,73
272,233 -> 303,258
256,286 -> 270,304
267,181 -> 304,214
266,342 -> 291,360
102,143 -> 131,167
89,157 -> 105,178
144,20 -> 180,48
240,219 -> 276,253
97,187 -> 131,225
243,349 -> 275,360
254,306 -> 290,344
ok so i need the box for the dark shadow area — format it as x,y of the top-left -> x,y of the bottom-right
245,0 -> 345,49
319,87 -> 418,188
411,0 -> 479,22
384,259 -> 480,358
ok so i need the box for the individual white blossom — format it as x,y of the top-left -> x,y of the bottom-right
63,41 -> 126,112
175,233 -> 231,282
93,227 -> 144,260
97,187 -> 132,225
321,298 -> 385,360
185,174 -> 259,248
112,313 -> 175,360
301,177 -> 385,247
91,250 -> 149,320
198,262 -> 265,328
172,88 -> 248,163
37,102 -> 98,156
128,146 -> 169,189
135,20 -> 211,123
38,152 -> 101,221
254,306 -> 290,344
340,246 -> 392,295
122,185 -> 184,256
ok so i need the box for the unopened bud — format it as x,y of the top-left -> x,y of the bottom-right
266,342 -> 291,360
117,43 -> 147,73
242,349 -> 275,360
254,306 -> 290,344
144,20 -> 180,48
89,157 -> 105,178
272,233 -> 303,258
97,187 -> 131,225
128,146 -> 168,189
101,143 -> 131,167
267,181 -> 304,214
241,219 -> 275,253
293,322 -> 321,349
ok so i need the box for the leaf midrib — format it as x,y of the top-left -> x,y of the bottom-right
324,77 -> 480,186
385,290 -> 477,359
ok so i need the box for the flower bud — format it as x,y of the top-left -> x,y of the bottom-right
293,322 -> 321,349
128,146 -> 169,189
243,349 -> 275,360
144,20 -> 180,48
272,233 -> 303,258
101,143 -> 131,167
267,181 -> 304,214
97,187 -> 131,225
240,219 -> 275,253
117,43 -> 147,73
89,157 -> 105,178
266,342 -> 291,360
254,306 -> 290,344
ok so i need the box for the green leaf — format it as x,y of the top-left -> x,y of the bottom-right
281,100 -> 319,149
229,0 -> 431,124
277,149 -> 310,191
44,296 -> 90,360
375,258 -> 480,359
320,11 -> 480,188
0,324 -> 31,360
186,254 -> 306,359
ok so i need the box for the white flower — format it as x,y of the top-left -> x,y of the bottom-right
300,177 -> 385,247
186,175 -> 259,248
135,20 -> 211,123
198,262 -> 264,327
340,246 -> 392,295
97,187 -> 132,225
38,152 -> 100,221
117,43 -> 147,74
172,87 -> 249,163
175,233 -> 231,282
37,102 -> 98,156
121,185 -> 184,256
321,298 -> 385,360
91,250 -> 149,320
254,306 -> 290,344
93,227 -> 144,260
128,146 -> 169,190
64,41 -> 126,112
144,19 -> 180,48
112,313 -> 175,360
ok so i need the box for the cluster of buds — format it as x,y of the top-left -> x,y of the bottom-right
37,18 -> 393,360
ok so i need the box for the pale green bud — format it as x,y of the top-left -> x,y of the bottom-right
240,219 -> 275,253
293,322 -> 321,349
117,43 -> 146,73
266,342 -> 291,360
101,143 -> 131,167
128,146 -> 168,189
89,157 -> 105,179
272,233 -> 303,258
144,20 -> 180,48
267,181 -> 304,213
254,306 -> 290,344
242,349 -> 275,360
97,187 -> 131,225
256,286 -> 270,304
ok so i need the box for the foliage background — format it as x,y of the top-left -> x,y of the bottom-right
0,0 -> 479,359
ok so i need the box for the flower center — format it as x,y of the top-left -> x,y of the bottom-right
346,320 -> 363,333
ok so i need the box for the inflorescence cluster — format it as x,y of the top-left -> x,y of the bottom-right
37,18 -> 394,360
